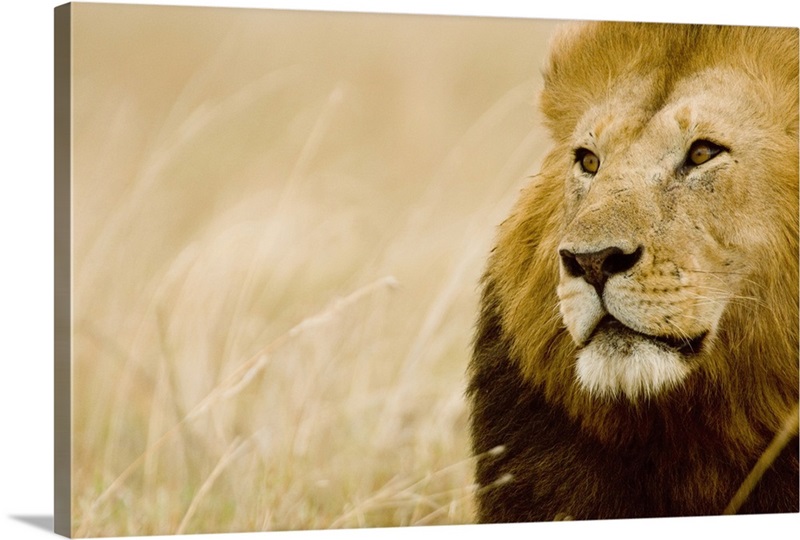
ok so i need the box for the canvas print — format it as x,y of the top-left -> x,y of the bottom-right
54,3 -> 799,538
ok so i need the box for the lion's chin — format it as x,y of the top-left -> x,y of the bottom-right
575,317 -> 701,401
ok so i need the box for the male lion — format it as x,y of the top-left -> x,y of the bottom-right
468,22 -> 799,521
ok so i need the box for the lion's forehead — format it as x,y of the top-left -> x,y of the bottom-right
575,69 -> 757,161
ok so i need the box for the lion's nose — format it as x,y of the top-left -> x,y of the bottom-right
559,245 -> 643,294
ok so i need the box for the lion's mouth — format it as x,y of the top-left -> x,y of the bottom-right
590,316 -> 707,357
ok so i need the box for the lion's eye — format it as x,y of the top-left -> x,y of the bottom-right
686,140 -> 725,167
576,149 -> 600,174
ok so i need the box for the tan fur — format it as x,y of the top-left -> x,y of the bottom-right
471,22 -> 798,519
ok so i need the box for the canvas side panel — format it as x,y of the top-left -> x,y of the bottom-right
54,3 -> 72,538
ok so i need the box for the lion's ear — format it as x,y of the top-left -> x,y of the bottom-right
538,22 -> 594,138
539,22 -> 625,139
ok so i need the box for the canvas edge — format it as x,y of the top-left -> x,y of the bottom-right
54,2 -> 72,538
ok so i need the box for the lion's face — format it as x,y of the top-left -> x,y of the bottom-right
485,24 -> 797,412
556,66 -> 792,400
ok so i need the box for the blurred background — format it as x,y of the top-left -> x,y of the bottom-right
69,4 -> 558,536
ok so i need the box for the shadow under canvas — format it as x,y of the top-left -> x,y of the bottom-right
10,515 -> 55,533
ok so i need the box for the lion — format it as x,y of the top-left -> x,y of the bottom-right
467,21 -> 799,522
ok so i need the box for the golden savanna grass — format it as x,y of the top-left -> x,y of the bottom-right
69,4 -> 558,536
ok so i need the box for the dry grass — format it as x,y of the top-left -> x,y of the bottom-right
68,4 -> 557,536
